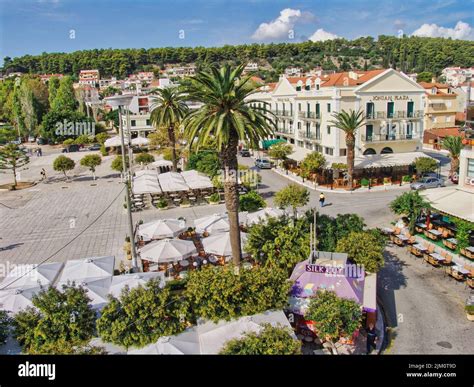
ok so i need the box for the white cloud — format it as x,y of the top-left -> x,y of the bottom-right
411,21 -> 473,40
309,28 -> 340,42
252,8 -> 308,40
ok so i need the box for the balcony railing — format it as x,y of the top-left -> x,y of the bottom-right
298,130 -> 320,141
298,111 -> 321,120
362,133 -> 419,143
272,109 -> 293,118
276,126 -> 295,135
366,110 -> 423,120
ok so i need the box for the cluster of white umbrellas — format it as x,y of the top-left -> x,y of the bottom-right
138,219 -> 187,241
132,170 -> 213,195
139,238 -> 197,264
104,135 -> 149,147
0,256 -> 166,315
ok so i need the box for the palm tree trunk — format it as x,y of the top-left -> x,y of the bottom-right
450,156 -> 459,177
12,166 -> 17,189
168,126 -> 177,172
345,133 -> 355,189
221,134 -> 242,266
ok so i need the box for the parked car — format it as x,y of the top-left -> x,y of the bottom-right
239,149 -> 251,157
410,176 -> 445,190
36,138 -> 47,145
88,143 -> 101,151
255,158 -> 272,169
28,136 -> 36,143
62,144 -> 80,153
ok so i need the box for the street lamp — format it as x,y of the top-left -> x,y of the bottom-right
104,94 -> 139,272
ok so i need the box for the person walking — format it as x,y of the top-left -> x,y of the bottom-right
366,322 -> 378,355
40,168 -> 46,181
319,192 -> 325,208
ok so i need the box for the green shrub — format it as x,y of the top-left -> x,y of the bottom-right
135,152 -> 154,165
465,304 -> 474,315
239,190 -> 266,212
361,178 -> 370,187
100,144 -> 108,156
209,193 -> 220,203
157,198 -> 168,209
63,138 -> 74,145
402,175 -> 411,182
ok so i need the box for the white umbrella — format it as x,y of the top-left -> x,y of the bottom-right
152,159 -> 173,168
139,238 -> 197,264
131,137 -> 150,146
132,178 -> 162,194
0,262 -> 63,290
194,213 -> 230,234
246,207 -> 285,225
134,170 -> 157,178
0,287 -> 41,314
58,256 -> 115,283
138,219 -> 186,240
128,330 -> 200,355
109,272 -> 165,298
158,172 -> 189,192
57,277 -> 112,311
105,135 -> 128,147
202,231 -> 248,256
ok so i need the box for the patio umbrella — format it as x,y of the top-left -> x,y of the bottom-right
105,135 -> 128,147
132,178 -> 162,194
194,213 -> 230,234
128,330 -> 200,354
109,272 -> 165,298
58,256 -> 115,283
138,219 -> 186,240
0,286 -> 41,314
202,231 -> 248,256
246,208 -> 285,225
57,277 -> 112,311
134,170 -> 157,178
151,159 -> 173,168
131,137 -> 150,146
0,262 -> 63,290
139,238 -> 197,264
158,172 -> 189,192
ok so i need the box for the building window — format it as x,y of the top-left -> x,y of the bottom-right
131,120 -> 136,127
298,103 -> 301,112
146,119 -> 151,126
366,125 -> 373,141
324,147 -> 334,156
340,149 -> 347,156
327,103 -> 331,113
315,144 -> 322,153
297,122 -> 301,130
468,159 -> 474,178
297,141 -> 304,147
327,126 -> 331,135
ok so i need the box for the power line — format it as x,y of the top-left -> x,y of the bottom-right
0,185 -> 126,290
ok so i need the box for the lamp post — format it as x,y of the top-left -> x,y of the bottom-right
105,94 -> 139,272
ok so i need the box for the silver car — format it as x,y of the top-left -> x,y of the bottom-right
410,176 -> 445,190
255,158 -> 272,169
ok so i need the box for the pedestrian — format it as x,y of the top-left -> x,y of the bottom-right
366,322 -> 378,355
38,147 -> 42,157
40,168 -> 46,181
319,192 -> 325,208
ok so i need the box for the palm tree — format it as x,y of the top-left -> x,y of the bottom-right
183,64 -> 275,265
442,135 -> 462,179
150,87 -> 189,172
329,109 -> 365,189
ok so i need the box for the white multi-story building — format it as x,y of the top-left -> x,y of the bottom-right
79,70 -> 100,86
284,67 -> 302,77
244,62 -> 259,73
249,68 -> 426,162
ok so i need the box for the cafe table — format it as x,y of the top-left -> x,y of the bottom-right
452,266 -> 470,275
179,259 -> 190,268
443,238 -> 457,250
425,229 -> 442,240
430,253 -> 445,262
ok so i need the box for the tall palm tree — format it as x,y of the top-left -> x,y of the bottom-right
183,64 -> 275,265
150,87 -> 189,172
329,109 -> 365,189
442,135 -> 462,178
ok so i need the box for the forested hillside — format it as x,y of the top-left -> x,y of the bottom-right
2,35 -> 473,81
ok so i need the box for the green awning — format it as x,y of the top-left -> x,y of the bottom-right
261,138 -> 286,150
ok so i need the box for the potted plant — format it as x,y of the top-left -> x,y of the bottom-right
209,192 -> 220,204
361,178 -> 370,188
157,198 -> 168,210
123,236 -> 132,260
383,177 -> 392,186
402,175 -> 411,185
465,303 -> 474,322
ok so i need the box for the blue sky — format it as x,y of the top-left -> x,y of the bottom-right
0,0 -> 472,62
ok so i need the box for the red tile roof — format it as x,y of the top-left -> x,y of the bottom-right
320,69 -> 385,87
